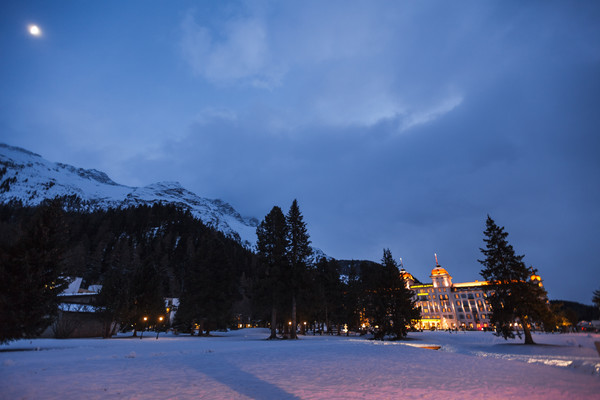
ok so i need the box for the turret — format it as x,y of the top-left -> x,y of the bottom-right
430,253 -> 452,288
398,258 -> 415,288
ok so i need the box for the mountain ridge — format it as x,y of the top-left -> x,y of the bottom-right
0,143 -> 258,247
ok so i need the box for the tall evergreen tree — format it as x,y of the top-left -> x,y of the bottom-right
312,258 -> 344,334
479,216 -> 550,344
0,199 -> 70,343
176,235 -> 239,335
593,289 -> 600,310
286,199 -> 312,339
255,206 -> 289,339
122,261 -> 166,336
362,249 -> 419,340
381,249 -> 420,339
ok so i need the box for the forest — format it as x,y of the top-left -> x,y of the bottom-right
0,197 -> 419,343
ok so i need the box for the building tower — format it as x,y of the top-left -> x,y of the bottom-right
430,253 -> 452,288
399,258 -> 415,288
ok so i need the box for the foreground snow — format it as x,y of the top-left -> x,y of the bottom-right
1,329 -> 599,399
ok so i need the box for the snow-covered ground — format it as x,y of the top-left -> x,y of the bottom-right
1,329 -> 599,399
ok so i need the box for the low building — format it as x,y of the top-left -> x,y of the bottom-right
40,277 -> 105,338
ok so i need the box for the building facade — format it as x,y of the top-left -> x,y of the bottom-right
401,264 -> 493,330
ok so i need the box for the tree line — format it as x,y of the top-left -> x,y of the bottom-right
0,198 -> 421,342
1,197 -> 591,345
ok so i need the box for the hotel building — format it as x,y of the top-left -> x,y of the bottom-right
400,263 -> 493,330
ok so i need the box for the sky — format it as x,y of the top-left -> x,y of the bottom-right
1,1 -> 599,304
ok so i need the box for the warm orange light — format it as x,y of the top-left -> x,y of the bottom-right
158,316 -> 164,322
143,316 -> 148,322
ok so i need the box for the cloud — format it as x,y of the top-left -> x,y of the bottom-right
178,3 -> 470,130
399,94 -> 464,132
194,107 -> 238,126
180,10 -> 283,88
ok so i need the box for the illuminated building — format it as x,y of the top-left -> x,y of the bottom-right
401,257 -> 494,330
402,256 -> 545,330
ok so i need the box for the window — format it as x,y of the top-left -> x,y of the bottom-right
461,294 -> 466,298
457,308 -> 463,313
476,293 -> 480,298
454,294 -> 459,299
447,315 -> 454,319
467,314 -> 472,319
456,301 -> 461,306
459,314 -> 465,319
468,294 -> 474,299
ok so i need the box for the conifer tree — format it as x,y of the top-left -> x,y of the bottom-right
255,206 -> 289,339
122,261 -> 165,336
312,258 -> 344,334
286,199 -> 312,339
0,199 -> 69,343
479,216 -> 549,344
593,289 -> 600,310
381,249 -> 419,339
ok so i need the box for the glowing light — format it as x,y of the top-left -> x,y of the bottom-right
28,24 -> 41,36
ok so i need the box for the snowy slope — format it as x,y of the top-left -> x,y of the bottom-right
0,143 -> 258,247
1,330 -> 599,399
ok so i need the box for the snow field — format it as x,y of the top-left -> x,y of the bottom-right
1,329 -> 599,399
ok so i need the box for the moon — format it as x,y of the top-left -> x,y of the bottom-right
28,24 -> 41,36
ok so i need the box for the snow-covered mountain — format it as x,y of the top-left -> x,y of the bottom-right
0,143 -> 258,247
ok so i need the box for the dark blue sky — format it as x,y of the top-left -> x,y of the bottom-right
1,1 -> 599,304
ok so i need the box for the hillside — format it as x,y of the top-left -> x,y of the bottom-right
0,143 -> 258,247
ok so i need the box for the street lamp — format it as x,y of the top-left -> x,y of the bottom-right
156,316 -> 164,339
140,316 -> 148,339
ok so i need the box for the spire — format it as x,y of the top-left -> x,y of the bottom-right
434,253 -> 439,266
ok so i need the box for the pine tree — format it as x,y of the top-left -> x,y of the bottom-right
177,235 -> 239,335
381,249 -> 419,339
286,199 -> 312,339
0,200 -> 70,343
479,216 -> 550,344
255,206 -> 289,339
312,258 -> 344,334
593,289 -> 600,310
